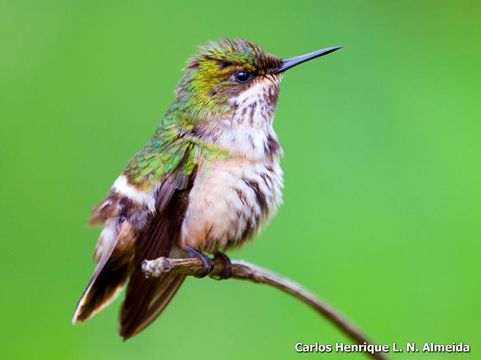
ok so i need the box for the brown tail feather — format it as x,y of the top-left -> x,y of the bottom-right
73,258 -> 131,323
73,222 -> 135,323
119,179 -> 192,339
120,271 -> 185,339
118,213 -> 187,339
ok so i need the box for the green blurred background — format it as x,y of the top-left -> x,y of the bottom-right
1,1 -> 480,359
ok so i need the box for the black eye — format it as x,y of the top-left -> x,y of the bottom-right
232,70 -> 253,84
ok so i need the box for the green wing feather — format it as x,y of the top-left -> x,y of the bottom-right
123,122 -> 228,189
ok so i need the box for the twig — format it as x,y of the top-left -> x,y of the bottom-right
142,256 -> 388,360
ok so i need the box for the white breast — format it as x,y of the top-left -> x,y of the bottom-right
181,158 -> 283,253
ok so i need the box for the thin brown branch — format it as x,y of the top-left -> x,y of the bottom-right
142,256 -> 388,360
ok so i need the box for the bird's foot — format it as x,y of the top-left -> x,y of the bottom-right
212,251 -> 232,280
183,246 -> 213,278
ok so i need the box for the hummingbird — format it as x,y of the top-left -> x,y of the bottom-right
73,39 -> 341,339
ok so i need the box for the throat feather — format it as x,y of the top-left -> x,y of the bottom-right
194,78 -> 282,161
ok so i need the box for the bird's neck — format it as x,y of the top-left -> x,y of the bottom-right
165,76 -> 282,162
198,121 -> 282,162
204,79 -> 282,161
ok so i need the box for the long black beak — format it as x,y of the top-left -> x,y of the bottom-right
274,46 -> 342,73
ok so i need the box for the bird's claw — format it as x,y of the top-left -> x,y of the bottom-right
183,246 -> 213,278
212,251 -> 232,280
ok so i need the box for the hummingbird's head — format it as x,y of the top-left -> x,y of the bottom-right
173,39 -> 283,122
170,38 -> 341,159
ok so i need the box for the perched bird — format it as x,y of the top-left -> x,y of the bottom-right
73,39 -> 341,339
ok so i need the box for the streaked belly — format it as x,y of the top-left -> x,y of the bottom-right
181,158 -> 283,252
